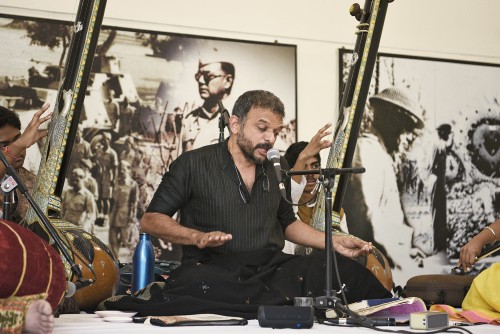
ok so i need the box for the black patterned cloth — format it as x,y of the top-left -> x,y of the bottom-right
99,248 -> 391,319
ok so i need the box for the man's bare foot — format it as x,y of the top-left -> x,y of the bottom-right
25,299 -> 54,334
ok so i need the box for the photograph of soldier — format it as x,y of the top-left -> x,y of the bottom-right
181,60 -> 234,152
0,16 -> 296,263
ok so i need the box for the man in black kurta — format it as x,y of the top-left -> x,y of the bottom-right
100,90 -> 390,319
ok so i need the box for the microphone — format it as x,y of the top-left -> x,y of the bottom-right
266,148 -> 286,198
66,279 -> 94,297
1,175 -> 17,221
218,101 -> 231,143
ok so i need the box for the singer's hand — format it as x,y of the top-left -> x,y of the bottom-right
332,234 -> 372,258
195,231 -> 233,249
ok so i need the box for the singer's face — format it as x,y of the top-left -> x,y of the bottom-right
236,107 -> 283,164
0,125 -> 24,169
303,157 -> 321,193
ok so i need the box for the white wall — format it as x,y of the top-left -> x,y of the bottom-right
1,0 -> 499,141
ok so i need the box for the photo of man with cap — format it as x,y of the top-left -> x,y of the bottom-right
181,60 -> 235,152
343,86 -> 427,285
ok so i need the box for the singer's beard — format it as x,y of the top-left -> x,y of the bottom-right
236,130 -> 272,164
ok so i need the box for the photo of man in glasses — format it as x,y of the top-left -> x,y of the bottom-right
182,60 -> 235,152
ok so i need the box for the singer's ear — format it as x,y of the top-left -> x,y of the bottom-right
229,115 -> 240,134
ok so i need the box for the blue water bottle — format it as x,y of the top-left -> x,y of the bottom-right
131,233 -> 155,293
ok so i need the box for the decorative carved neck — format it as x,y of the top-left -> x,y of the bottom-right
311,0 -> 390,232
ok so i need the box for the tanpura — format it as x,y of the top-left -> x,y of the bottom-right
22,0 -> 119,310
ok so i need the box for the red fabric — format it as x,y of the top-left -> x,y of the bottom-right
0,219 -> 66,310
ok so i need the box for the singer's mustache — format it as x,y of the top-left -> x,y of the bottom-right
255,143 -> 273,151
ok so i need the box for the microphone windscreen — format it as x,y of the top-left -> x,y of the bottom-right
66,281 -> 76,298
266,148 -> 280,161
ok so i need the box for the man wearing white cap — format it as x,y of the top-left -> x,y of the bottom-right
182,60 -> 235,152
343,86 -> 426,284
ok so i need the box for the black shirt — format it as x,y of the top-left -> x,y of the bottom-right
147,140 -> 297,262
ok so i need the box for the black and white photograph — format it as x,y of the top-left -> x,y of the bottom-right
0,14 -> 297,263
340,50 -> 500,287
3,1 -> 500,331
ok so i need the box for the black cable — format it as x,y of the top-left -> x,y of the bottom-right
322,302 -> 474,334
280,167 -> 361,308
321,319 -> 474,334
282,176 -> 322,207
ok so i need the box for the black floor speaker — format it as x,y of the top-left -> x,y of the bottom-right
257,305 -> 314,329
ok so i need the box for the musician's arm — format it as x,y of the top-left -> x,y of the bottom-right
459,218 -> 500,270
284,219 -> 372,259
140,212 -> 231,249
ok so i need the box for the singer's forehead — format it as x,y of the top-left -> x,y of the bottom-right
248,107 -> 284,131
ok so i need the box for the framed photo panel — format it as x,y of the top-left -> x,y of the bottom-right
339,49 -> 500,287
0,14 -> 297,262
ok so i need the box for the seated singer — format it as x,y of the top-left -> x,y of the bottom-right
100,90 -> 391,319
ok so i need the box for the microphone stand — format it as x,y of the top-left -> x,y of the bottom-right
0,150 -> 93,289
287,167 -> 365,311
218,101 -> 230,143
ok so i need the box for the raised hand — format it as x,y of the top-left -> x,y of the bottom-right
297,123 -> 332,164
14,104 -> 52,150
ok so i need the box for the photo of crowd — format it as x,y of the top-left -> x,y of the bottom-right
0,16 -> 297,263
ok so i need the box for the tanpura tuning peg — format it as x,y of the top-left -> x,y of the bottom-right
349,3 -> 363,21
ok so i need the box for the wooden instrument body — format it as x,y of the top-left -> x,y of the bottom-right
22,0 -> 118,309
344,233 -> 393,292
55,221 -> 118,310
